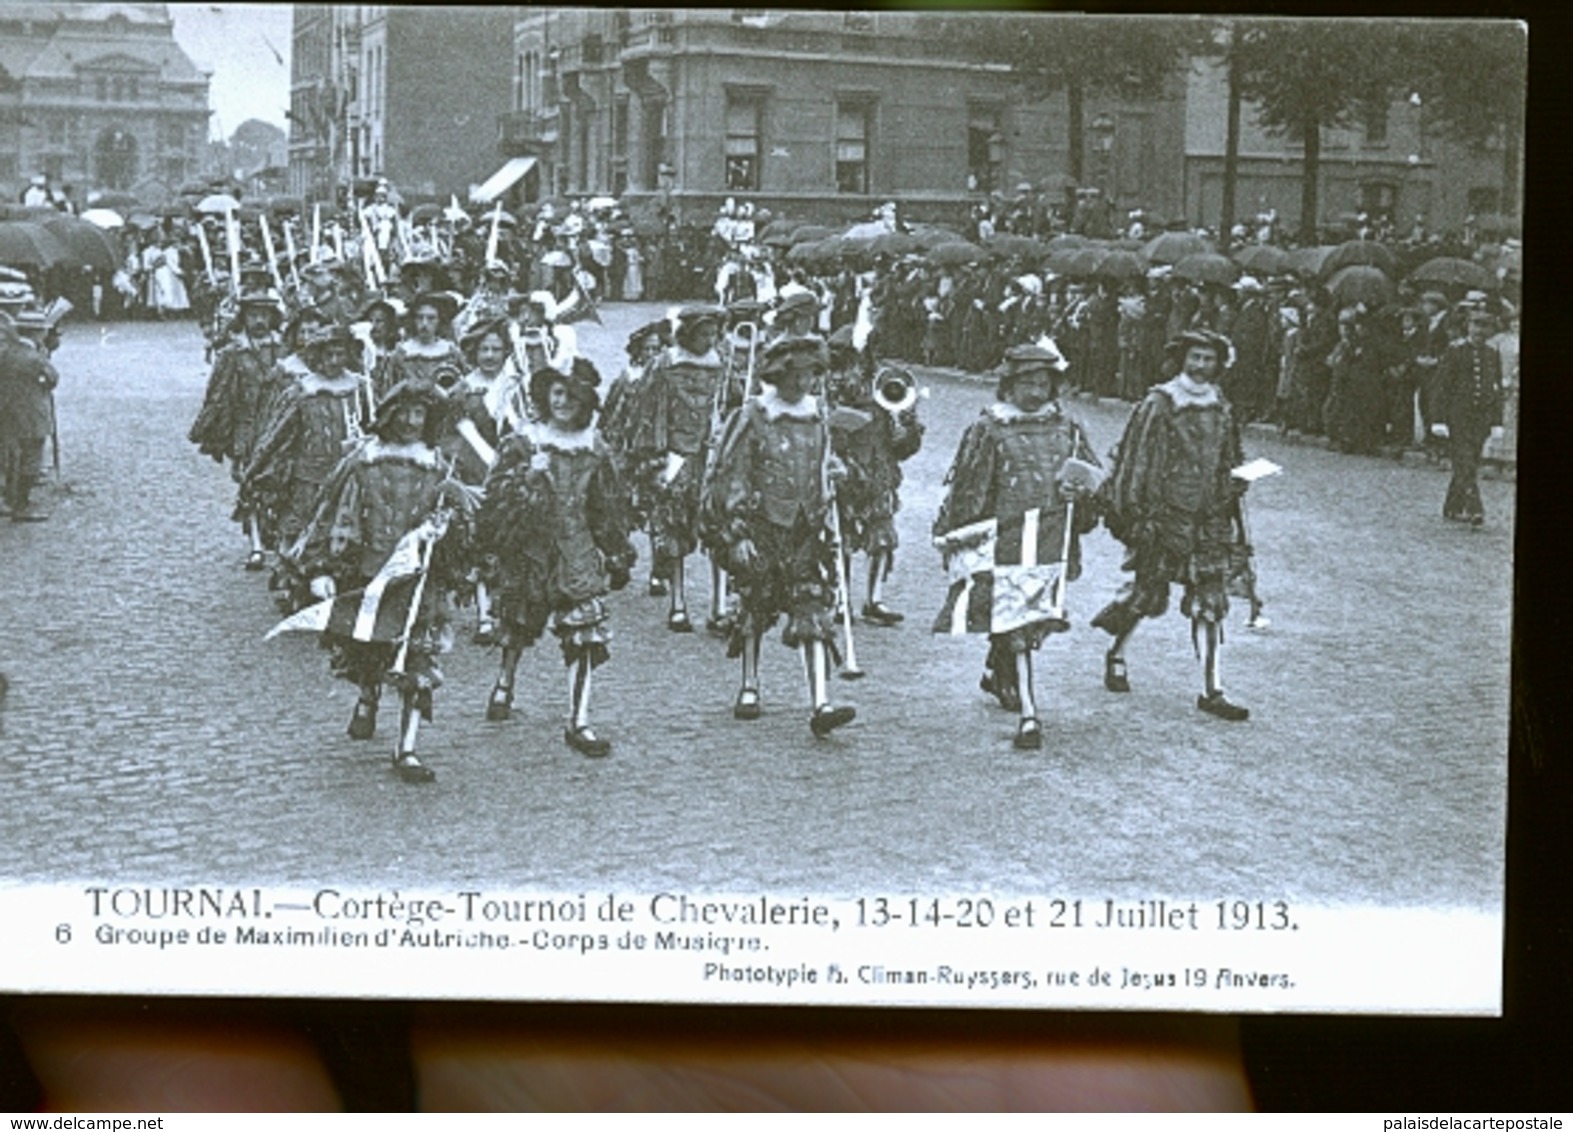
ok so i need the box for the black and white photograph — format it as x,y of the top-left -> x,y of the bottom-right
0,5 -> 1524,1019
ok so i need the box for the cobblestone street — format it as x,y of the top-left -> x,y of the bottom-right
0,310 -> 1511,910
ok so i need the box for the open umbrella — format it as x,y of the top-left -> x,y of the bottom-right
789,224 -> 837,246
1319,239 -> 1397,279
1061,246 -> 1111,280
870,230 -> 923,258
984,232 -> 1048,260
1142,230 -> 1214,265
126,212 -> 160,230
195,193 -> 242,215
89,191 -> 141,212
1173,252 -> 1241,287
926,240 -> 986,267
1231,244 -> 1290,276
1093,249 -> 1147,282
158,201 -> 191,218
1326,265 -> 1396,307
79,208 -> 125,230
266,195 -> 306,217
786,239 -> 828,265
1285,245 -> 1337,279
0,221 -> 71,268
40,215 -> 120,274
1044,233 -> 1090,253
842,219 -> 890,240
1408,256 -> 1496,292
408,203 -> 440,226
908,225 -> 968,251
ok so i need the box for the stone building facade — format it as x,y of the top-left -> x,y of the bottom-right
0,2 -> 209,206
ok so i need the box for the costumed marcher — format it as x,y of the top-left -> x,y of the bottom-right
282,379 -> 473,783
0,309 -> 60,522
632,303 -> 727,627
825,328 -> 924,627
441,316 -> 527,643
931,343 -> 1101,749
509,290 -> 578,390
188,289 -> 284,568
599,317 -> 670,545
1092,329 -> 1256,721
383,290 -> 464,394
1431,305 -> 1505,526
701,335 -> 857,738
353,294 -> 405,398
452,259 -> 514,343
475,357 -> 635,757
240,325 -> 370,600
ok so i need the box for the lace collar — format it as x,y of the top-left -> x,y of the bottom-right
399,337 -> 456,358
755,388 -> 822,422
522,420 -> 597,452
1156,375 -> 1222,409
359,437 -> 441,468
987,400 -> 1065,424
297,370 -> 363,397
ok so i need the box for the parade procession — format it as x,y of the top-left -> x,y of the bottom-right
0,8 -> 1517,920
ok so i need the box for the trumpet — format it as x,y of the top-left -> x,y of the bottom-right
871,365 -> 926,416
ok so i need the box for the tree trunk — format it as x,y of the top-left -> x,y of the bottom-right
1299,113 -> 1321,245
1067,81 -> 1085,186
1220,48 -> 1242,253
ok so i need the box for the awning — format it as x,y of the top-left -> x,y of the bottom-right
470,157 -> 537,204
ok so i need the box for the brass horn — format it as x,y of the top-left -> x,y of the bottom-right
872,365 -> 921,415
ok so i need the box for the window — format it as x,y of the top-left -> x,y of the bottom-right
724,94 -> 761,191
48,116 -> 65,145
967,104 -> 1003,194
127,77 -> 139,102
1363,100 -> 1388,146
844,13 -> 874,33
835,101 -> 870,194
95,76 -> 108,102
1358,181 -> 1396,221
164,156 -> 186,184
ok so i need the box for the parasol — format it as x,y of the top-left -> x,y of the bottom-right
79,208 -> 125,230
925,240 -> 986,267
0,221 -> 71,268
1408,256 -> 1497,292
1319,239 -> 1397,280
41,214 -> 121,274
1325,264 -> 1396,307
1142,231 -> 1215,265
1231,244 -> 1290,276
1173,252 -> 1241,287
195,193 -> 242,215
1093,249 -> 1147,282
1285,245 -> 1337,279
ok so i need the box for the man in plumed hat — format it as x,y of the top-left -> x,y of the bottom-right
630,303 -> 727,627
384,290 -> 465,394
241,325 -> 372,588
932,342 -> 1101,750
286,378 -> 473,783
1093,328 -> 1257,721
702,334 -> 857,737
475,357 -> 635,757
189,289 -> 284,567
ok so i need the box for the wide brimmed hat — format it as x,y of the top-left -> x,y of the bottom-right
674,302 -> 725,326
235,289 -> 283,320
773,288 -> 820,320
1166,328 -> 1234,365
459,315 -> 512,359
996,341 -> 1069,398
528,355 -> 602,418
373,378 -> 446,438
300,324 -> 356,355
0,281 -> 37,306
758,334 -> 830,382
406,289 -> 460,324
626,318 -> 670,356
357,293 -> 406,323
